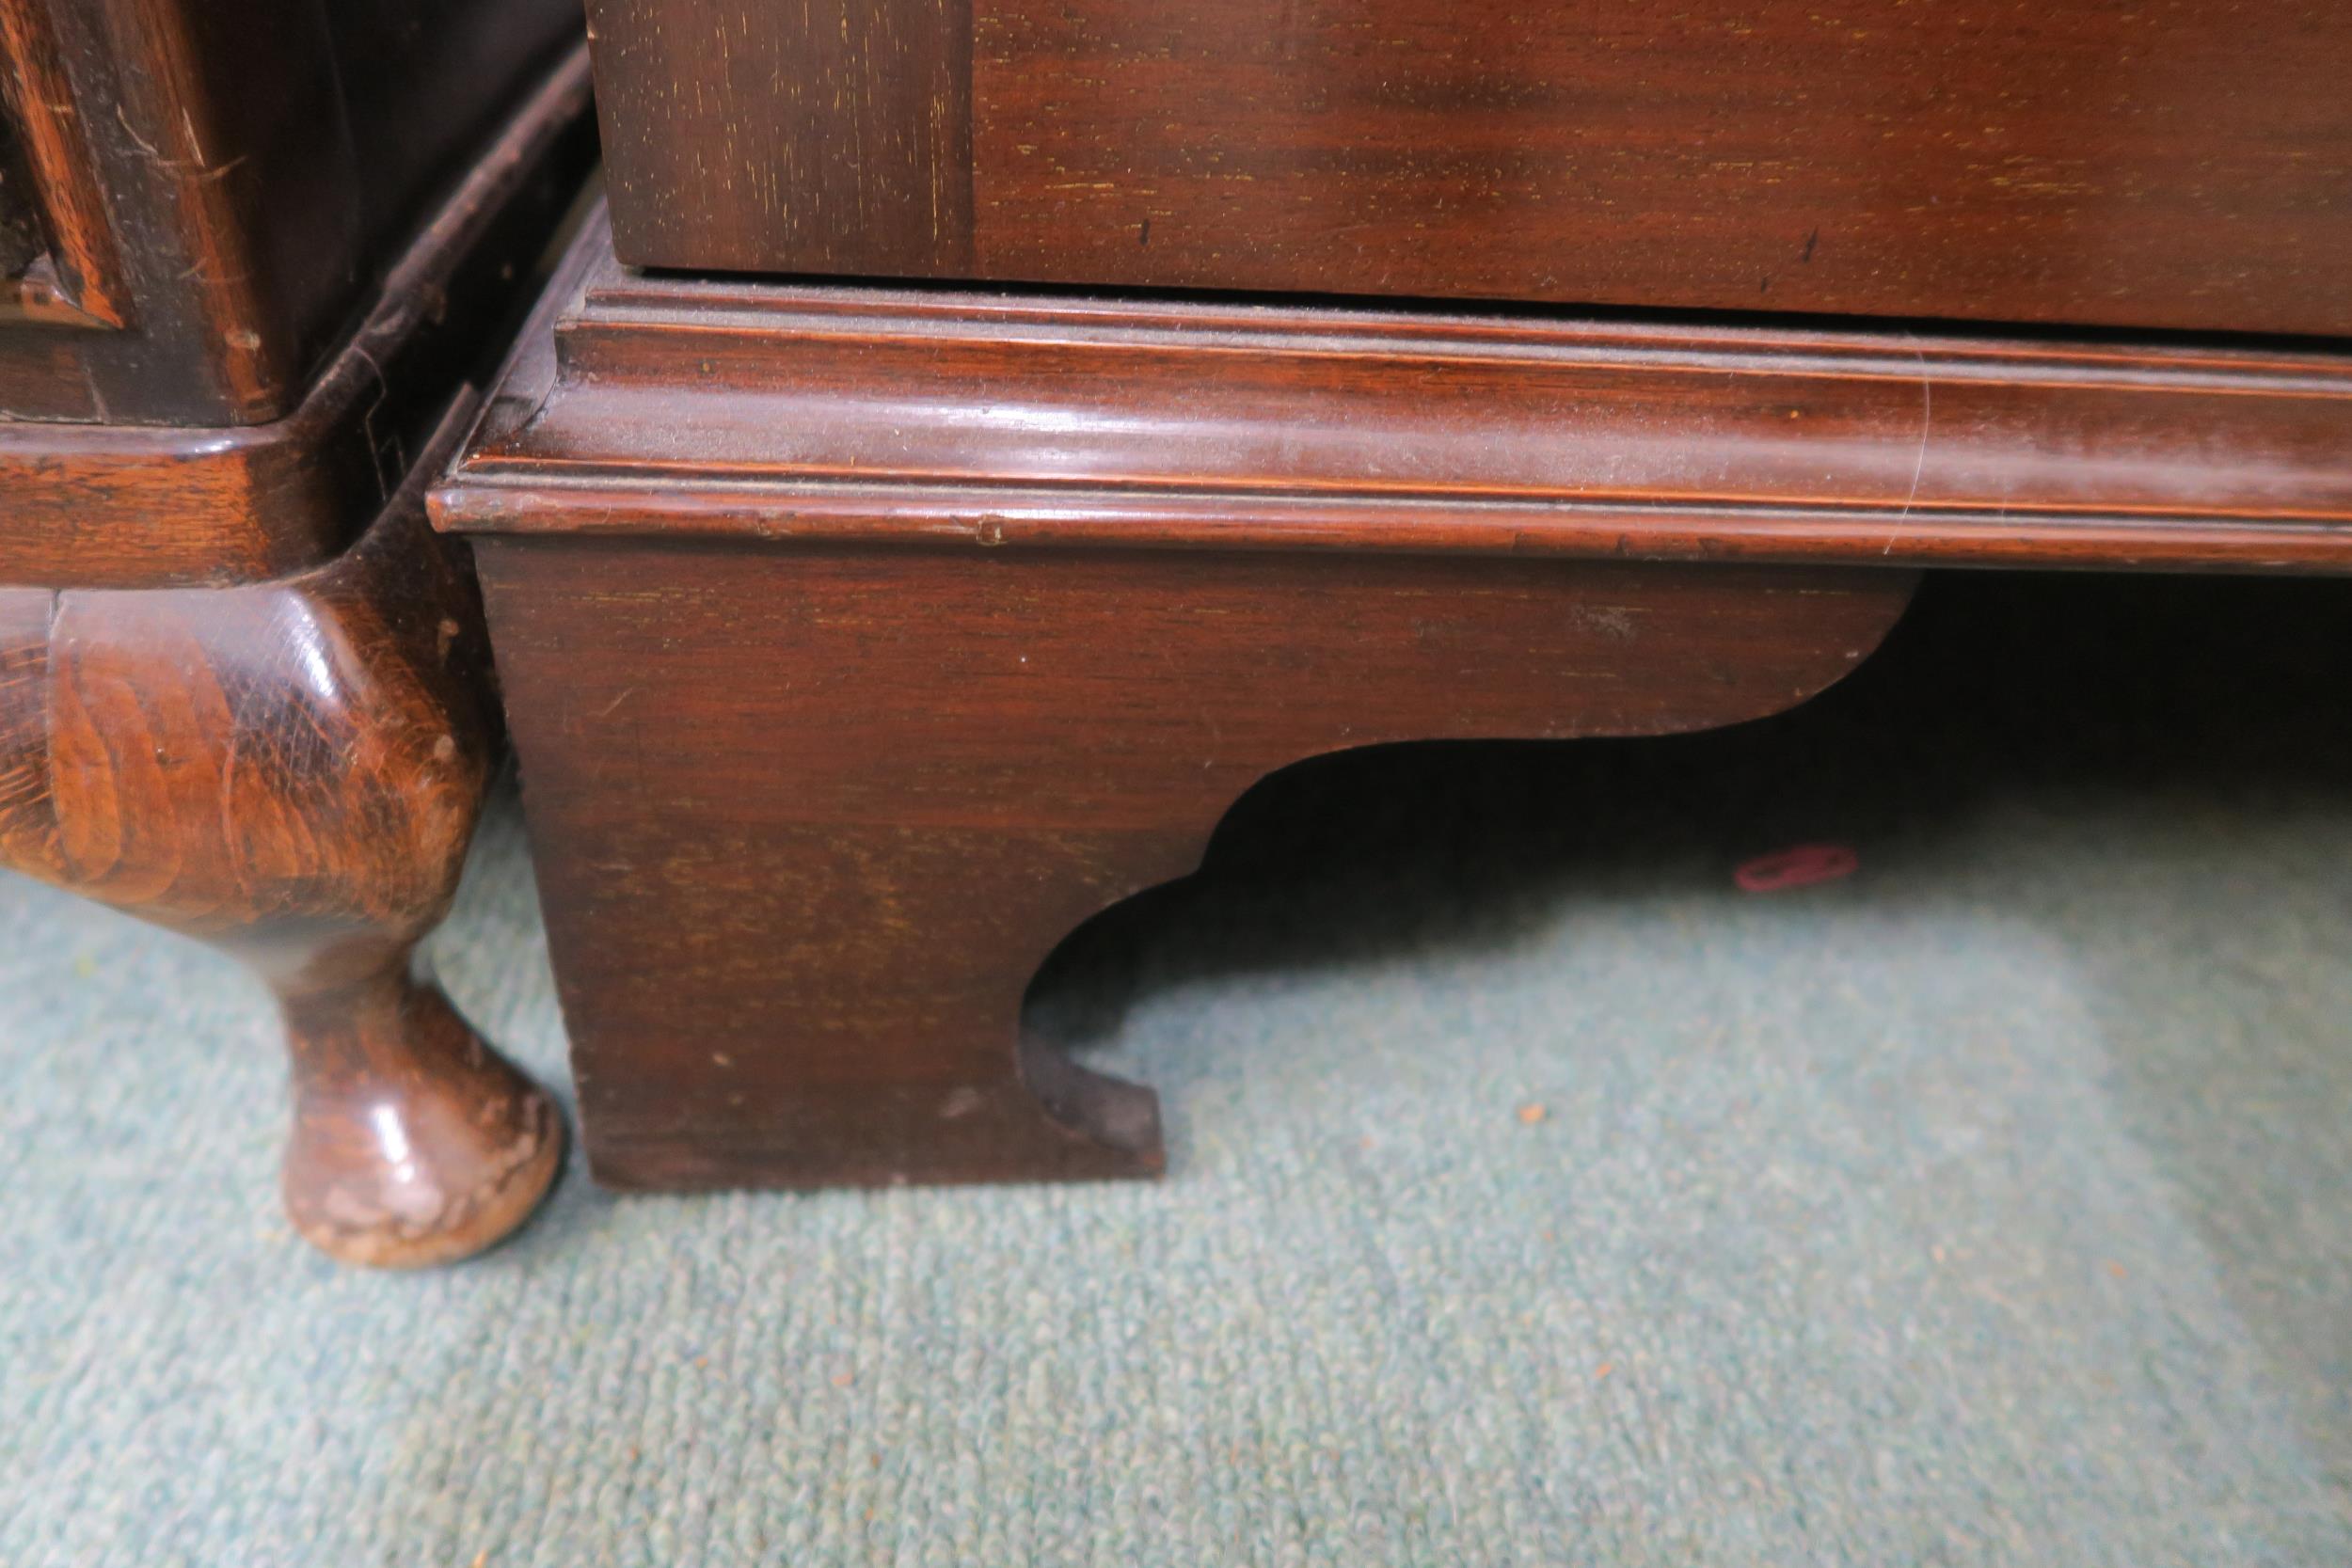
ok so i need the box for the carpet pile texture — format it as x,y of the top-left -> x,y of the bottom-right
4,574 -> 2349,1565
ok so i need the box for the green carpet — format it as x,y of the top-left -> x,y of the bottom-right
5,573 -> 2351,1566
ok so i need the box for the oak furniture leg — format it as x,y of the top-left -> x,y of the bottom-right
469,540 -> 1916,1190
0,422 -> 561,1267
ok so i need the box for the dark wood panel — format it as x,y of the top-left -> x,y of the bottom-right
327,0 -> 590,258
970,0 -> 2352,334
595,0 -> 2352,338
0,100 -> 40,277
0,49 -> 595,588
589,0 -> 972,276
0,0 -> 132,328
0,0 -> 580,423
440,213 -> 2352,576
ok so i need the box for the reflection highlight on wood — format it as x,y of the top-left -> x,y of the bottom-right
451,215 -> 2352,575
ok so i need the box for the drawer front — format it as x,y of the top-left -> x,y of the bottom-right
593,0 -> 2352,337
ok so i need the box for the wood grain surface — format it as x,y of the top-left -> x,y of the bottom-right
591,0 -> 2352,338
586,0 -> 972,276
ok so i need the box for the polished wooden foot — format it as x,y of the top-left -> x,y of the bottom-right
278,964 -> 561,1268
0,412 -> 561,1267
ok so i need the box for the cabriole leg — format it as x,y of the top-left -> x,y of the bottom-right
0,467 -> 560,1268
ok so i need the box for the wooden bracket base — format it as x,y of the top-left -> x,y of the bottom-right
462,542 -> 1914,1190
426,207 -> 2352,1192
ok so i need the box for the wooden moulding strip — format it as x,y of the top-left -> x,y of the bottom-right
435,208 -> 2352,576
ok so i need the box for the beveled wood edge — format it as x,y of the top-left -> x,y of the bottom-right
434,481 -> 2352,574
431,203 -> 2352,576
581,282 -> 2352,399
0,44 -> 595,591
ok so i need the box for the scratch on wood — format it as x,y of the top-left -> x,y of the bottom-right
1888,349 -> 1931,557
